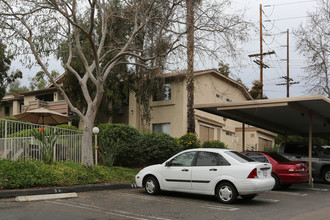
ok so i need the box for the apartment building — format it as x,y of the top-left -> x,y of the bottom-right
1,69 -> 276,151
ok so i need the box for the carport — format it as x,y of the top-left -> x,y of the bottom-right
195,95 -> 330,186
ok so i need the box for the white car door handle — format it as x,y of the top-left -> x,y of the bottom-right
209,168 -> 217,171
182,169 -> 189,172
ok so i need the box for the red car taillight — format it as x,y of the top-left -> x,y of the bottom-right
248,168 -> 258,178
288,165 -> 305,172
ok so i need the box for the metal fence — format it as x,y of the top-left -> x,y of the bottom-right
0,119 -> 82,163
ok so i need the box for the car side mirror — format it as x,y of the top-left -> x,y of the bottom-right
165,161 -> 172,167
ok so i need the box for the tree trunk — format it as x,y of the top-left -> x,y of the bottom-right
81,116 -> 95,167
186,0 -> 195,134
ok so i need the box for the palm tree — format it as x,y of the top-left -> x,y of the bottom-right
186,0 -> 201,134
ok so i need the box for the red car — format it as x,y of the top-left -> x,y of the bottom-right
241,151 -> 309,189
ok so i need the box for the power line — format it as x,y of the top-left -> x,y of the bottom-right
264,0 -> 316,7
265,16 -> 310,22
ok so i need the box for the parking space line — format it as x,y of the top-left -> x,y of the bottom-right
48,200 -> 173,220
268,191 -> 308,196
116,192 -> 240,211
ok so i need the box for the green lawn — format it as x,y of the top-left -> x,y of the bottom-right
0,159 -> 140,190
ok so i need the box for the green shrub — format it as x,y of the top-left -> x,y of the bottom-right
178,133 -> 201,150
55,124 -> 81,131
139,132 -> 182,165
98,123 -> 142,167
202,140 -> 228,149
7,128 -> 36,137
264,144 -> 280,152
0,159 -> 138,190
0,159 -> 59,189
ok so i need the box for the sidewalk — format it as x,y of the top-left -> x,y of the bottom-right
0,183 -> 137,199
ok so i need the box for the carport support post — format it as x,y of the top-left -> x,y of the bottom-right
242,123 -> 245,151
309,112 -> 313,187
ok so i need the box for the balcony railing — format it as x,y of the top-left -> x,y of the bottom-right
22,99 -> 68,115
0,119 -> 82,163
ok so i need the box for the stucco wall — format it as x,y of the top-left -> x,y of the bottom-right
128,70 -> 276,150
149,80 -> 185,138
23,95 -> 36,106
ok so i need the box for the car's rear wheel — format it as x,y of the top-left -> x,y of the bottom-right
216,182 -> 238,204
322,167 -> 330,183
144,176 -> 160,195
272,173 -> 280,190
241,194 -> 257,200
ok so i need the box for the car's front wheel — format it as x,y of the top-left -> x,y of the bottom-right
144,176 -> 160,195
323,167 -> 330,183
216,182 -> 238,204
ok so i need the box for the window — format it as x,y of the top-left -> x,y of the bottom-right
268,152 -> 291,162
216,94 -> 223,99
246,153 -> 269,163
4,106 -> 12,116
152,123 -> 170,135
225,151 -> 255,163
226,131 -> 233,136
170,152 -> 196,166
196,152 -> 219,166
153,84 -> 171,101
195,151 -> 230,166
284,143 -> 308,156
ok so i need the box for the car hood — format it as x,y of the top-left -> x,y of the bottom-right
139,164 -> 162,173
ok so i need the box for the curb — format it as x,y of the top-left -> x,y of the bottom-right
0,183 -> 137,199
16,192 -> 78,202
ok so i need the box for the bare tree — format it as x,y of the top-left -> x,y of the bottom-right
294,0 -> 330,97
0,0 -> 183,167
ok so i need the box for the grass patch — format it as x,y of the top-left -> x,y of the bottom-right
0,159 -> 139,190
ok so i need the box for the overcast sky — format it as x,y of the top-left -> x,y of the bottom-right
12,0 -> 319,99
229,0 -> 319,98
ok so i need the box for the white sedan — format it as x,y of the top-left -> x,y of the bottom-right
136,148 -> 275,203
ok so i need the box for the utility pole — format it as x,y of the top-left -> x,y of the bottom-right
286,28 -> 289,97
276,29 -> 299,97
248,4 -> 275,99
259,4 -> 263,97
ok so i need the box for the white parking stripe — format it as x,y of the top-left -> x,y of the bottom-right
268,191 -> 308,196
116,192 -> 239,211
48,200 -> 173,220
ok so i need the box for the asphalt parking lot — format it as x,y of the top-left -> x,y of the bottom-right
1,182 -> 330,220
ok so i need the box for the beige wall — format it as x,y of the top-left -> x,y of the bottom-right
54,91 -> 64,101
235,127 -> 277,151
129,71 -> 251,141
194,74 -> 247,104
24,95 -> 36,106
149,80 -> 185,137
128,70 -> 276,150
12,101 -> 21,115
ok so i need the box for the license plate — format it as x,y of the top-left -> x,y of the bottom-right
262,170 -> 267,177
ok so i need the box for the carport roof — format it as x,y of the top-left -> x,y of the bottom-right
195,95 -> 330,137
